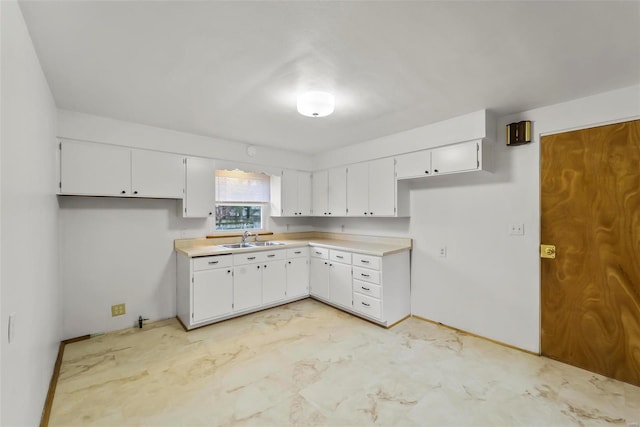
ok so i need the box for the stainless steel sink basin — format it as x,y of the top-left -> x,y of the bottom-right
219,243 -> 253,249
249,241 -> 284,247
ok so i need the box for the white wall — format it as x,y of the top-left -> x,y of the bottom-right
58,113 -> 314,339
312,85 -> 640,353
1,1 -> 61,424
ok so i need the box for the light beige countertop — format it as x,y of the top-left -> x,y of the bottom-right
175,232 -> 412,258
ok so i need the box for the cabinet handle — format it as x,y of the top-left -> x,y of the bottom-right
315,251 -> 322,255
264,265 -> 267,268
361,302 -> 370,307
425,170 -> 429,174
324,262 -> 328,265
434,169 -> 439,173
362,286 -> 370,291
267,254 -> 275,258
121,190 -> 126,194
336,255 -> 344,259
247,256 -> 256,260
208,261 -> 219,265
364,212 -> 368,215
324,212 -> 327,215
360,260 -> 370,264
370,212 -> 373,215
361,273 -> 370,277
257,265 -> 260,269
294,251 -> 301,254
329,263 -> 333,267
288,261 -> 292,264
133,190 -> 138,195
209,212 -> 212,215
227,270 -> 231,273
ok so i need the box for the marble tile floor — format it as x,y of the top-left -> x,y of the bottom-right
49,299 -> 640,426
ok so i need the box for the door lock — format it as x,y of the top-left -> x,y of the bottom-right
540,244 -> 556,259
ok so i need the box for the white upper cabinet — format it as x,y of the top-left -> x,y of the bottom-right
396,150 -> 432,179
327,167 -> 347,216
60,140 -> 184,199
431,140 -> 479,175
271,170 -> 312,217
183,157 -> 215,218
131,149 -> 184,198
347,158 -> 398,217
312,167 -> 347,217
312,170 -> 328,216
60,140 -> 131,196
368,158 -> 396,216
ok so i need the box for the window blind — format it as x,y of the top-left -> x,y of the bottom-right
215,170 -> 270,203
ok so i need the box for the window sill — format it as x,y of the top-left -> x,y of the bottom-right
206,231 -> 274,239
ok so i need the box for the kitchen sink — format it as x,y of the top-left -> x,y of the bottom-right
249,241 -> 284,247
219,243 -> 253,249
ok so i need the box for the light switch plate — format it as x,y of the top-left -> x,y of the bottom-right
439,246 -> 447,257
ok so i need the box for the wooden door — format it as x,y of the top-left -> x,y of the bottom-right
541,119 -> 640,386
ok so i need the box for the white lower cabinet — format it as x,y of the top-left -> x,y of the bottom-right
177,247 -> 310,330
328,250 -> 352,309
193,267 -> 233,322
286,248 -> 310,298
309,248 -> 330,299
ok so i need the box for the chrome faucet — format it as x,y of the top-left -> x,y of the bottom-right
241,230 -> 253,244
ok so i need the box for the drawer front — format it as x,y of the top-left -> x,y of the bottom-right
310,247 -> 329,260
193,255 -> 233,271
287,247 -> 309,259
353,293 -> 382,320
353,279 -> 381,299
330,249 -> 352,264
353,266 -> 380,285
233,249 -> 285,265
353,254 -> 381,270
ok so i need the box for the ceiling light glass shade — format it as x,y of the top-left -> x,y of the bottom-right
297,91 -> 335,117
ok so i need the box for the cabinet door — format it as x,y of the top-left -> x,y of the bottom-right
346,162 -> 369,216
297,172 -> 312,216
309,257 -> 329,299
262,261 -> 287,305
192,268 -> 233,322
329,262 -> 353,308
431,141 -> 479,175
184,157 -> 215,218
312,170 -> 328,216
233,264 -> 262,311
60,140 -> 131,196
328,167 -> 347,216
281,170 -> 299,216
396,150 -> 431,179
131,150 -> 184,198
286,257 -> 309,298
368,158 -> 396,216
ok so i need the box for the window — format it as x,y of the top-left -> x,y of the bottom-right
215,170 -> 270,231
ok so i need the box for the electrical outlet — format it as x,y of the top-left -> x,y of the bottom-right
509,223 -> 525,236
111,303 -> 126,317
439,246 -> 447,257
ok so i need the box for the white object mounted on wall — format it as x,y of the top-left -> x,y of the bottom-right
297,91 -> 335,117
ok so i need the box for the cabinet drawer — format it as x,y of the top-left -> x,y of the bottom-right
353,254 -> 381,270
310,247 -> 329,260
353,266 -> 380,285
287,247 -> 309,258
234,250 -> 285,265
330,249 -> 351,264
193,255 -> 233,271
353,293 -> 382,320
353,279 -> 381,299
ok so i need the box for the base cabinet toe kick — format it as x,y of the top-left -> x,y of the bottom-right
177,244 -> 410,330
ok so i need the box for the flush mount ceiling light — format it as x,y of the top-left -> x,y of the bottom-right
297,91 -> 335,118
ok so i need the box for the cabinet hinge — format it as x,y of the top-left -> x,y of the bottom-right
192,313 -> 194,319
394,207 -> 396,213
184,207 -> 187,214
59,142 -> 62,150
346,208 -> 349,213
232,303 -> 234,309
477,160 -> 480,168
59,182 -> 62,189
191,277 -> 194,283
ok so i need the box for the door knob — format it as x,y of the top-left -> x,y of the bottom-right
540,244 -> 556,259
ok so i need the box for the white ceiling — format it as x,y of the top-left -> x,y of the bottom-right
20,1 -> 640,154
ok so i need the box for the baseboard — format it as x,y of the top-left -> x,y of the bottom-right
40,335 -> 90,427
411,314 -> 539,356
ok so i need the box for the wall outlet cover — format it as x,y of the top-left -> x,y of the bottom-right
509,223 -> 525,236
111,303 -> 126,317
